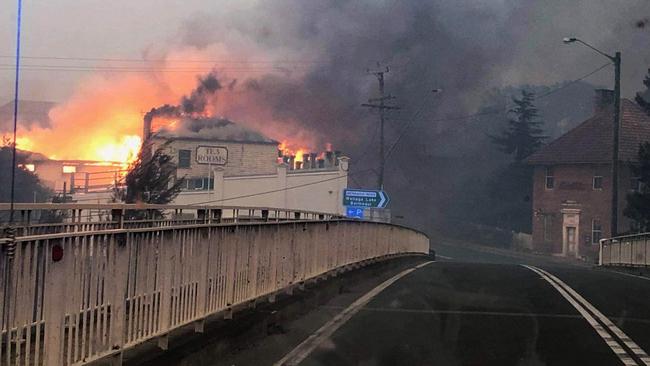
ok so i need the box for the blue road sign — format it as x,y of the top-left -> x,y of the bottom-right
343,189 -> 390,208
346,206 -> 365,219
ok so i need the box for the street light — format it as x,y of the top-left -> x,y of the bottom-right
564,36 -> 621,237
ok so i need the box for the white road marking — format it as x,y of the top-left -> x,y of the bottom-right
437,255 -> 453,260
273,261 -> 434,366
523,265 -> 650,366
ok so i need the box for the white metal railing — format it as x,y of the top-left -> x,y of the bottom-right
0,217 -> 428,366
599,232 -> 650,266
0,203 -> 340,237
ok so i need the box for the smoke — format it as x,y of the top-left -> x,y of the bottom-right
14,0 -> 650,230
145,71 -> 222,123
158,117 -> 277,144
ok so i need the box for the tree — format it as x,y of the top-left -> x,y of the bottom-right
635,68 -> 650,114
624,142 -> 650,232
0,143 -> 51,203
491,90 -> 546,164
115,141 -> 184,209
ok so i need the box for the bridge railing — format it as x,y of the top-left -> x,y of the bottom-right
0,203 -> 339,237
599,232 -> 650,266
0,207 -> 428,366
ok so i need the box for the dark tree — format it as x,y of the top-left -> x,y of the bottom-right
116,141 -> 184,207
624,142 -> 650,232
491,90 -> 546,163
635,68 -> 650,114
0,144 -> 51,203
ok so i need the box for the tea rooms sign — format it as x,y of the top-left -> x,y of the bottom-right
195,146 -> 228,165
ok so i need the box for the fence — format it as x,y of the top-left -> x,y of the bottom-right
0,203 -> 339,237
599,232 -> 650,266
0,206 -> 428,366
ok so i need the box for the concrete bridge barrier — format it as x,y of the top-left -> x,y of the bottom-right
0,205 -> 428,366
599,233 -> 650,266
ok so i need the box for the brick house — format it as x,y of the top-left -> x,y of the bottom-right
527,90 -> 650,258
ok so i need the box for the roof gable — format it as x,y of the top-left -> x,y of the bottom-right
527,99 -> 650,165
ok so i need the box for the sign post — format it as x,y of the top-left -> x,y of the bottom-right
343,189 -> 390,209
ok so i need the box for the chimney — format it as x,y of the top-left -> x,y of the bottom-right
295,161 -> 303,170
310,153 -> 317,169
143,114 -> 153,141
289,155 -> 295,170
594,89 -> 615,114
334,150 -> 342,166
325,151 -> 334,167
302,153 -> 310,169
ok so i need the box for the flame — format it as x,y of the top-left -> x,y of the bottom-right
96,135 -> 142,163
16,46 -> 328,166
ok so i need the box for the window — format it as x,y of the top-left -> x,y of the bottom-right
592,219 -> 602,244
178,149 -> 191,168
593,175 -> 603,190
543,215 -> 552,242
545,167 -> 554,189
62,166 -> 76,173
183,177 -> 214,190
630,177 -> 642,192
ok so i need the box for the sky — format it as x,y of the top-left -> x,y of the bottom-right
2,0 -> 650,156
1,1 -> 650,104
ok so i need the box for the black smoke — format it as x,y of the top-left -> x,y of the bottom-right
170,1 -> 650,233
144,72 -> 222,124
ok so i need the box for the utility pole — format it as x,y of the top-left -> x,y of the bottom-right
612,51 -> 621,237
362,65 -> 399,189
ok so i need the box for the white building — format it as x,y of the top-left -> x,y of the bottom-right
72,117 -> 349,215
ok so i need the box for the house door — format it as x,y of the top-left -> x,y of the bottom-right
566,227 -> 577,256
561,209 -> 580,257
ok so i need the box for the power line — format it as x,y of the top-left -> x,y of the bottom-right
382,62 -> 612,161
537,62 -> 611,98
0,55 -> 325,64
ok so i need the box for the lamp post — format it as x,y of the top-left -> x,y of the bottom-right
564,37 -> 621,237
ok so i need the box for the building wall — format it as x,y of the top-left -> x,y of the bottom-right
151,138 -> 279,178
174,159 -> 349,215
531,163 -> 636,258
72,158 -> 350,215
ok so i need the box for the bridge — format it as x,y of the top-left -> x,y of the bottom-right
0,203 -> 429,366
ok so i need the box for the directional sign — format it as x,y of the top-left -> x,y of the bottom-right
346,206 -> 364,219
343,189 -> 390,208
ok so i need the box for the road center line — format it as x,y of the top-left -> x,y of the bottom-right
523,265 -> 650,366
273,261 -> 434,366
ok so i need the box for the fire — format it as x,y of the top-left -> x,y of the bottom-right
96,135 -> 142,163
279,141 -> 309,162
15,46 -> 327,166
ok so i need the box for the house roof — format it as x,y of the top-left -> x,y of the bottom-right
527,99 -> 650,165
155,117 -> 278,145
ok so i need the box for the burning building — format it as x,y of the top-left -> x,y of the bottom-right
71,114 -> 349,214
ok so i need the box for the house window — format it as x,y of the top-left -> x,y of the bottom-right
593,175 -> 603,190
183,177 -> 214,190
545,167 -> 554,189
543,215 -> 552,241
630,177 -> 642,192
178,149 -> 191,168
592,219 -> 602,244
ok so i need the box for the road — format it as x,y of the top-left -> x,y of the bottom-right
190,242 -> 650,366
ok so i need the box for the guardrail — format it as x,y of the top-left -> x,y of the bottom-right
599,232 -> 650,266
0,203 -> 339,237
0,207 -> 428,366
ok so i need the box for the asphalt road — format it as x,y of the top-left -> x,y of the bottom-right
211,243 -> 650,366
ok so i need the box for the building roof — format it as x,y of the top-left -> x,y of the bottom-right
155,117 -> 278,145
527,99 -> 650,165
